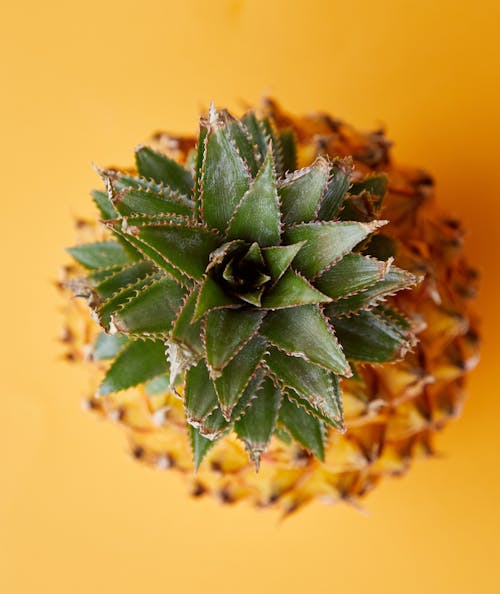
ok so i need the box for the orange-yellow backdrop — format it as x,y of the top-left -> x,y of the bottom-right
1,1 -> 499,593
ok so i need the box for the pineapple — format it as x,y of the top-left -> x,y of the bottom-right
61,100 -> 479,514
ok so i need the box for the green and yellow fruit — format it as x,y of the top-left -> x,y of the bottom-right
61,100 -> 479,513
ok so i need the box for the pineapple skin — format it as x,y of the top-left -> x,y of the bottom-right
62,100 -> 479,514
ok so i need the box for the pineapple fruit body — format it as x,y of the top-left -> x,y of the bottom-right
62,100 -> 478,514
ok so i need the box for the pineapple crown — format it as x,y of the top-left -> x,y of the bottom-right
67,104 -> 419,470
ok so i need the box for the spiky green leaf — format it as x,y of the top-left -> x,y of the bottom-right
279,397 -> 325,460
109,226 -> 189,285
235,377 -> 282,468
98,339 -> 168,396
279,129 -> 297,172
262,270 -> 331,309
193,125 -> 208,219
200,113 -> 251,232
94,261 -> 156,299
144,374 -> 170,395
189,424 -> 215,471
261,305 -> 350,375
227,118 -> 259,176
350,173 -> 388,199
170,289 -> 203,357
317,159 -> 352,221
284,220 -> 387,278
363,234 -> 397,261
330,308 -> 414,362
279,157 -> 329,225
193,276 -> 239,320
93,332 -> 129,360
136,223 -> 221,280
205,309 -> 265,377
67,241 -> 131,270
262,242 -> 305,282
113,188 -> 192,218
135,146 -> 193,195
111,277 -> 185,335
241,112 -> 268,164
266,347 -> 343,428
315,253 -> 388,299
184,359 -> 218,426
328,267 -> 418,315
98,273 -> 162,329
92,189 -> 118,219
226,150 -> 280,247
214,335 -> 267,420
260,117 -> 284,175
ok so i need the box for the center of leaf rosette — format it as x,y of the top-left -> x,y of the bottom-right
206,240 -> 272,306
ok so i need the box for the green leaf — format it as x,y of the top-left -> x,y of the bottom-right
170,288 -> 204,357
315,253 -> 388,300
107,171 -> 194,209
196,407 -> 231,441
108,226 -> 190,285
136,223 -> 221,280
113,188 -> 193,218
279,396 -> 325,460
227,118 -> 260,176
135,146 -> 193,195
261,305 -> 351,375
239,241 -> 266,267
274,425 -> 292,445
242,111 -> 268,164
109,214 -> 189,229
87,265 -> 123,286
193,125 -> 208,219
92,189 -> 118,219
145,374 -> 170,395
327,267 -> 418,315
279,129 -> 297,172
350,174 -> 388,199
189,424 -> 215,471
193,276 -> 239,320
260,117 -> 284,175
330,308 -> 414,362
238,288 -> 266,307
205,309 -> 265,377
205,240 -> 246,275
98,273 -> 162,329
262,270 -> 331,309
196,369 -> 266,441
184,360 -> 218,426
362,234 -> 397,261
278,157 -> 329,225
67,241 -> 131,270
338,193 -> 379,223
111,277 -> 186,336
226,150 -> 280,247
200,112 -> 251,232
214,335 -> 267,420
284,220 -> 387,278
317,159 -> 352,221
266,347 -> 343,428
98,339 -> 168,396
92,332 -> 129,360
262,242 -> 305,282
235,377 -> 282,468
94,261 -> 156,299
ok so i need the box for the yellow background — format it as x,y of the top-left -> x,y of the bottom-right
2,1 -> 499,593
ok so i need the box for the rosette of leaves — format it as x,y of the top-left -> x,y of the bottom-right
67,105 -> 419,470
